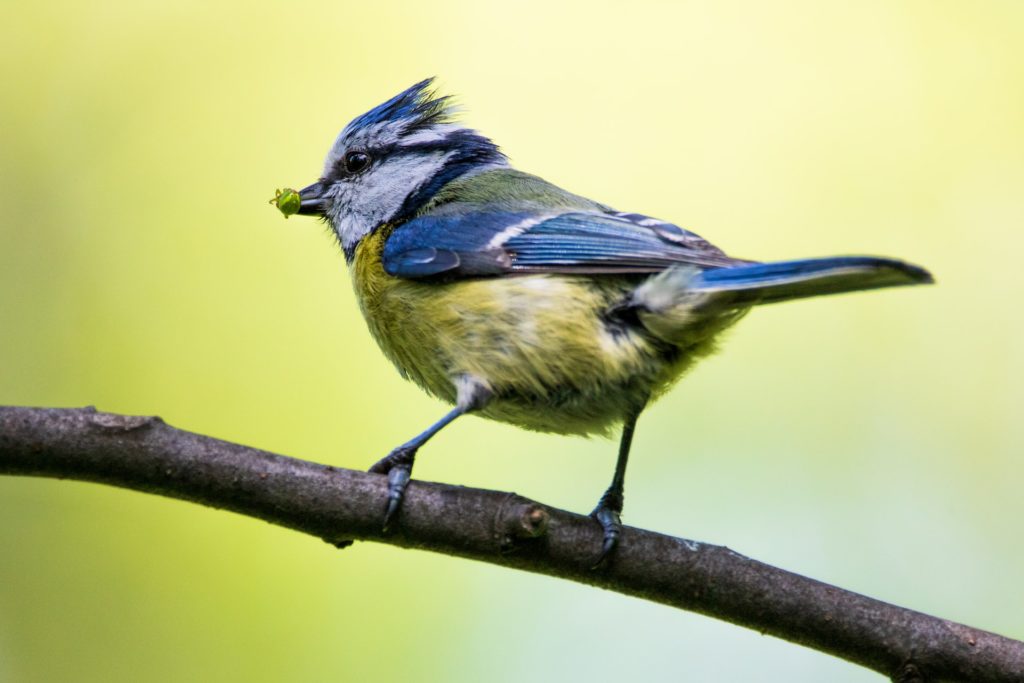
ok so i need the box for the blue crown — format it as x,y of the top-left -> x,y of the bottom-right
346,78 -> 453,133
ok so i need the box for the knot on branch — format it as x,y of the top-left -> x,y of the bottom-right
494,493 -> 549,552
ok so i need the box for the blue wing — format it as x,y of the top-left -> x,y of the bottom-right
382,209 -> 747,279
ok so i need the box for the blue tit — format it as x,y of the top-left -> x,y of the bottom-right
283,79 -> 932,566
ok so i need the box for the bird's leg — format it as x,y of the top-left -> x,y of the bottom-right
369,377 -> 491,531
590,405 -> 644,569
368,407 -> 461,530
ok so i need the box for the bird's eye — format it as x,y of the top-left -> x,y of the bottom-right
344,151 -> 371,174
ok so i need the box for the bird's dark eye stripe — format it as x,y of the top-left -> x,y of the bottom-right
331,141 -> 451,179
394,142 -> 450,155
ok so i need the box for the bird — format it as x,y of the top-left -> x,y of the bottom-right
279,78 -> 932,567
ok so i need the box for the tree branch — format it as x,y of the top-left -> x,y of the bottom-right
1,406 -> 1020,681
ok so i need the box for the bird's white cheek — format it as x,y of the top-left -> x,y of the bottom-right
360,152 -> 452,214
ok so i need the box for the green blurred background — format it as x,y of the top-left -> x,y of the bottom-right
2,1 -> 1022,680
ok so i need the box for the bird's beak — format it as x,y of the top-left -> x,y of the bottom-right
296,181 -> 328,216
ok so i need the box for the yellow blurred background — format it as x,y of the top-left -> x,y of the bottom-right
2,1 -> 1022,680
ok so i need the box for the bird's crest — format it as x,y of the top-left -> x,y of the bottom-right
345,78 -> 456,137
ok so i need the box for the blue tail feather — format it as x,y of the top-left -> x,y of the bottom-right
691,256 -> 933,306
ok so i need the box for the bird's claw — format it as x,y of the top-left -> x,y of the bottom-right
589,492 -> 623,569
369,446 -> 417,531
382,463 -> 412,531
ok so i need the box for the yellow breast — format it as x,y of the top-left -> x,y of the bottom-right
350,231 -> 699,435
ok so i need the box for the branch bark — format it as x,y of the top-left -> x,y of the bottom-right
1,406 -> 1020,681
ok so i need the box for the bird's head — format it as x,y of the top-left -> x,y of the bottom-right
295,79 -> 506,258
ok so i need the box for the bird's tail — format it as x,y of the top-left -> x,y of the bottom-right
689,256 -> 933,307
630,256 -> 932,345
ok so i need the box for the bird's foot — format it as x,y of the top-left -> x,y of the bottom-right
369,446 -> 418,531
589,488 -> 623,569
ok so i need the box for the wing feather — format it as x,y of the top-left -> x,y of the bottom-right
382,209 -> 746,279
